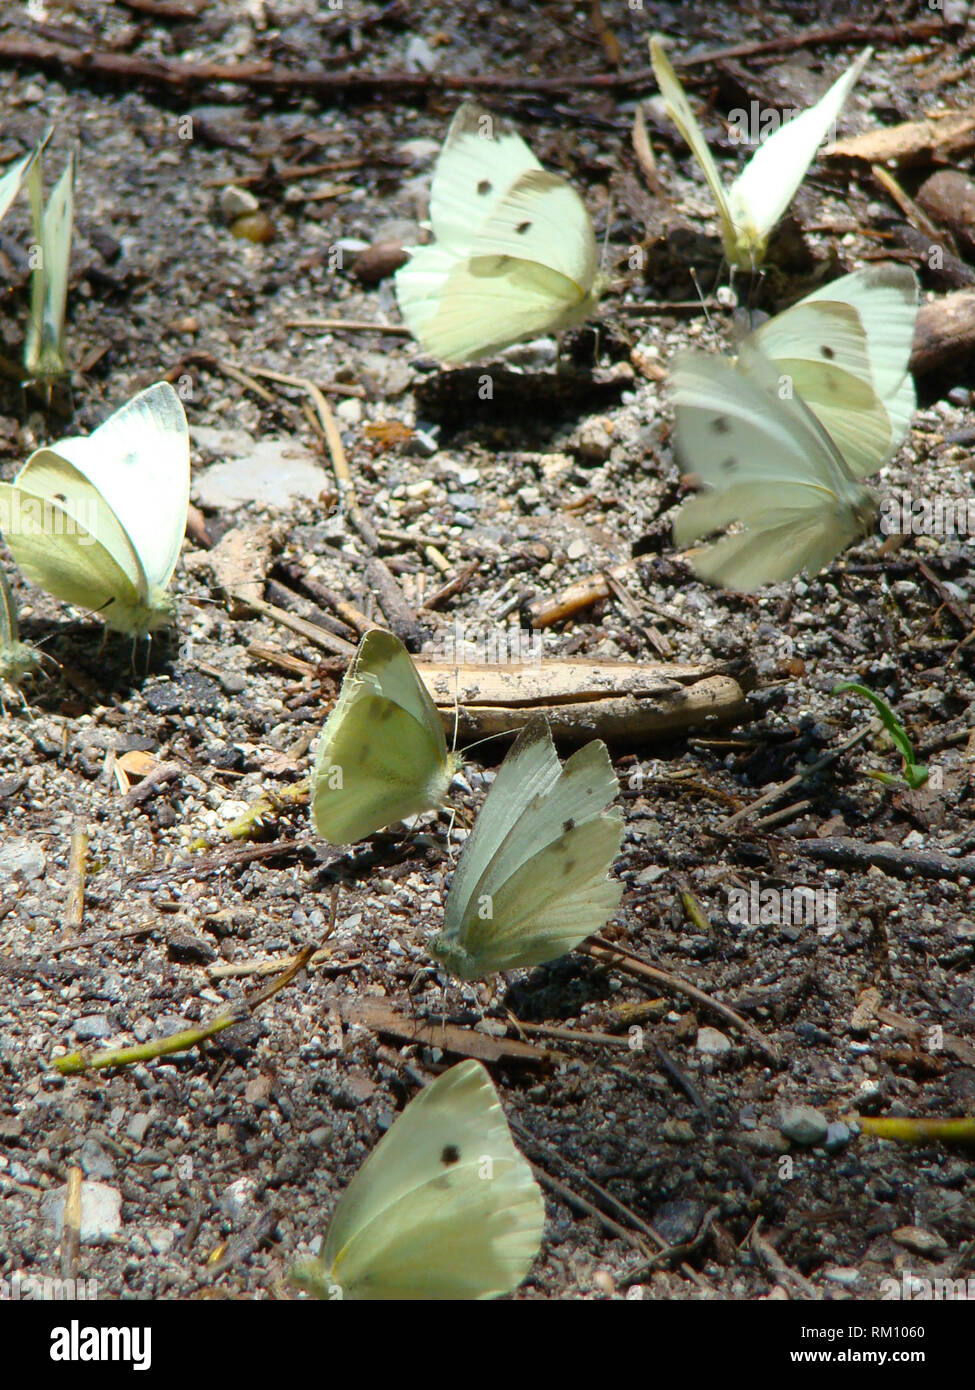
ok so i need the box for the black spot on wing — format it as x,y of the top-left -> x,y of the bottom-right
711,416 -> 731,435
563,858 -> 577,875
563,817 -> 576,833
515,220 -> 532,235
720,458 -> 737,473
441,1144 -> 461,1166
820,345 -> 835,360
477,179 -> 492,196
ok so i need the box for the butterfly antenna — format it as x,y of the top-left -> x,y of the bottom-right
450,661 -> 460,762
689,266 -> 715,334
600,190 -> 614,277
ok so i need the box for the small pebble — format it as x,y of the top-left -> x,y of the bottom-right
41,1181 -> 122,1245
696,1027 -> 732,1056
779,1105 -> 829,1147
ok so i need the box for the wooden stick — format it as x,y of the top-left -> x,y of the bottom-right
64,825 -> 88,931
801,836 -> 975,882
0,21 -> 944,103
288,317 -> 411,335
585,939 -> 780,1063
61,1166 -> 83,1281
55,945 -> 317,1074
241,595 -> 357,658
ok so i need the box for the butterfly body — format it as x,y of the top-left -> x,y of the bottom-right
0,570 -> 42,690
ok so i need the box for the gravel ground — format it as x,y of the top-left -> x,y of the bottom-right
0,2 -> 973,1302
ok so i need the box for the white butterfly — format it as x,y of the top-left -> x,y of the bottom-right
311,627 -> 460,844
0,131 -> 50,227
394,103 -> 602,364
671,265 -> 919,590
432,717 -> 622,980
0,382 -> 190,634
650,37 -> 871,269
0,568 -> 43,693
24,148 -> 74,384
291,1059 -> 544,1301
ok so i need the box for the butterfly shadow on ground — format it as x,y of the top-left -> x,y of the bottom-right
503,951 -> 615,1025
18,617 -> 187,712
411,344 -> 632,441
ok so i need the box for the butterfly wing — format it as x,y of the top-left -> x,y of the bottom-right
672,347 -> 877,589
729,49 -> 871,259
751,265 -> 917,476
303,1060 -> 543,1300
46,382 -> 190,592
397,245 -> 595,364
439,719 -> 561,933
311,629 -> 456,844
436,723 -> 622,979
24,151 -> 74,381
428,102 -> 542,257
678,493 -> 868,589
0,133 -> 48,225
0,471 -> 149,631
650,37 -> 738,261
395,108 -> 598,363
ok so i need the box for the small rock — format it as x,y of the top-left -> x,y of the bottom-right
404,35 -> 437,72
660,1119 -> 696,1144
78,1138 -> 115,1181
571,414 -> 614,462
72,1015 -> 112,1042
823,1266 -> 860,1286
825,1121 -> 852,1152
0,838 -> 45,882
635,865 -> 667,886
779,1105 -> 829,1147
166,932 -> 217,965
653,1198 -> 707,1245
335,396 -> 363,425
219,184 -> 260,221
892,1225 -> 948,1256
696,1027 -> 732,1056
147,1226 -> 176,1256
245,1075 -> 271,1105
398,137 -> 441,162
126,1112 -> 152,1144
41,1181 -> 122,1245
352,240 -> 408,284
192,436 -> 329,509
219,1177 -> 257,1222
